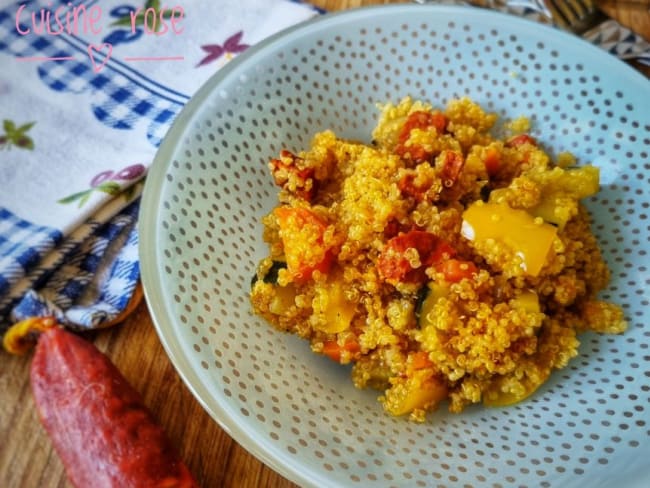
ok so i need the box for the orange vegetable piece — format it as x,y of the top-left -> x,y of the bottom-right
411,351 -> 433,370
378,231 -> 457,285
399,111 -> 447,139
395,110 -> 448,162
435,258 -> 478,283
398,172 -> 432,202
505,134 -> 537,148
484,146 -> 501,176
439,150 -> 465,187
269,150 -> 318,201
377,231 -> 437,284
274,207 -> 334,283
322,340 -> 360,363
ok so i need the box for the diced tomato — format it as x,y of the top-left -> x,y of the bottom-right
383,218 -> 412,239
505,135 -> 538,165
395,110 -> 448,163
269,150 -> 318,201
505,134 -> 537,148
395,143 -> 432,164
399,111 -> 447,141
435,258 -> 478,283
322,340 -> 360,363
377,230 -> 437,284
484,147 -> 501,177
427,240 -> 456,264
439,150 -> 465,188
377,230 -> 456,285
274,207 -> 334,283
397,171 -> 433,202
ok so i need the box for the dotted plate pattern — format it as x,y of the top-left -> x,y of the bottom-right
139,5 -> 650,488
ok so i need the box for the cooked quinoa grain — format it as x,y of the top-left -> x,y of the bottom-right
250,96 -> 627,422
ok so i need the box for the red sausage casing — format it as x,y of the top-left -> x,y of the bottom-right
30,327 -> 197,488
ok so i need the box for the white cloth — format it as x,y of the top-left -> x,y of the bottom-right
0,0 -> 319,331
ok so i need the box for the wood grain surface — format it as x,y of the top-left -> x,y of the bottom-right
1,1 -> 648,487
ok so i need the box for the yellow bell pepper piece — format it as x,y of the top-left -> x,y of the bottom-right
461,202 -> 557,277
483,367 -> 550,407
417,282 -> 449,329
312,277 -> 356,334
510,290 -> 541,313
268,284 -> 297,315
383,374 -> 448,416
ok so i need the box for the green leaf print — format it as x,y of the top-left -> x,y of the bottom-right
0,119 -> 36,151
57,189 -> 93,206
96,182 -> 122,196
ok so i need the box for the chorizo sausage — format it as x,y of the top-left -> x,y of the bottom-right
30,325 -> 197,488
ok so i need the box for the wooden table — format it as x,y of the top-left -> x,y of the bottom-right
1,1 -> 648,487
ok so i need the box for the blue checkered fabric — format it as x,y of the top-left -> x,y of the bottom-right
0,8 -> 188,147
0,209 -> 64,321
10,201 -> 140,331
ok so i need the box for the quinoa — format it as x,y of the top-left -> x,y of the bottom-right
250,96 -> 627,422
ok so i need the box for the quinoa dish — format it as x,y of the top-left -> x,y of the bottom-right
250,97 -> 627,422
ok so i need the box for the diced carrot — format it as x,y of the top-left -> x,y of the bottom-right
322,340 -> 360,363
411,351 -> 433,370
274,207 -> 334,283
435,258 -> 478,283
484,147 -> 501,176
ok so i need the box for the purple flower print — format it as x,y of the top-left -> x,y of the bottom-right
59,164 -> 146,208
115,164 -> 146,180
90,170 -> 115,187
196,31 -> 250,67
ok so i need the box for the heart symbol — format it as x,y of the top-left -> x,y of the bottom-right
87,43 -> 113,73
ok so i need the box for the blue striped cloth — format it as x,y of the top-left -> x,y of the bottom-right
0,200 -> 141,333
0,0 -> 320,335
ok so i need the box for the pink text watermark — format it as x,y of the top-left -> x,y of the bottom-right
14,3 -> 186,72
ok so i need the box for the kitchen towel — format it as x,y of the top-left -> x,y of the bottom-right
0,0 -> 321,334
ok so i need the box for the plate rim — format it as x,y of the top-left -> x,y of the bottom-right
139,4 -> 650,487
